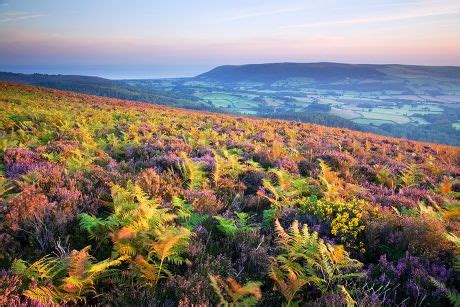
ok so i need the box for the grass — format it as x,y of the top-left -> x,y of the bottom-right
329,107 -> 361,120
453,122 -> 460,130
352,118 -> 397,126
357,111 -> 411,124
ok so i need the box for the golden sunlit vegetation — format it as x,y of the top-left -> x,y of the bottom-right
0,82 -> 459,305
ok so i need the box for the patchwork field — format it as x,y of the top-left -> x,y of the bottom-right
125,75 -> 460,146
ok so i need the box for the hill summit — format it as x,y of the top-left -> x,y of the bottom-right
197,62 -> 460,82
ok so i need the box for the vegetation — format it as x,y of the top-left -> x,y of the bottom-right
3,63 -> 460,145
0,82 -> 458,305
139,63 -> 460,145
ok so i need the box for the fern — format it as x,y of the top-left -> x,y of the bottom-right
209,275 -> 262,306
338,285 -> 356,307
262,208 -> 276,227
374,164 -> 396,189
12,256 -> 64,282
0,175 -> 13,200
179,152 -> 208,189
11,246 -> 125,304
78,183 -> 192,288
247,159 -> 262,169
172,196 -> 192,220
258,168 -> 313,210
430,277 -> 460,307
439,177 -> 453,195
270,220 -> 363,303
24,285 -> 67,305
399,164 -> 421,188
214,216 -> 239,237
79,213 -> 115,240
318,159 -> 343,200
269,264 -> 308,305
172,196 -> 209,229
212,149 -> 245,187
214,213 -> 254,237
149,226 -> 192,284
133,255 -> 161,286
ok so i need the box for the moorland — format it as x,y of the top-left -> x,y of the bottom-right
0,82 -> 459,305
2,62 -> 460,145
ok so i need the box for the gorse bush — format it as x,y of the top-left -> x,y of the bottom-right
0,83 -> 458,305
310,198 -> 366,251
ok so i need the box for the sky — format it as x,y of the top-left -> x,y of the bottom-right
0,0 -> 459,79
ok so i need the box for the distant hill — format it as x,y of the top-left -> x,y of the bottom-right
196,62 -> 460,83
0,71 -> 210,110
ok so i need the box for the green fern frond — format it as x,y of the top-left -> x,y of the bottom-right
12,256 -> 64,281
214,216 -> 239,237
179,152 -> 208,189
271,220 -> 363,303
78,213 -> 113,240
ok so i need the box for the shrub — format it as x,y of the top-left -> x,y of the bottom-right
0,270 -> 24,306
185,189 -> 223,214
274,157 -> 299,174
4,148 -> 43,179
309,197 -> 366,251
137,168 -> 162,198
368,253 -> 453,306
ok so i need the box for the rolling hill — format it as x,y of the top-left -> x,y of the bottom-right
0,82 -> 458,305
1,63 -> 460,146
197,62 -> 460,85
0,71 -> 209,110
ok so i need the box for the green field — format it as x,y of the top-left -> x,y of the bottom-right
453,122 -> 460,130
146,80 -> 457,131
357,111 -> 411,124
122,75 -> 460,145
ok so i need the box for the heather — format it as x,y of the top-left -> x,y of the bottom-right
0,82 -> 459,305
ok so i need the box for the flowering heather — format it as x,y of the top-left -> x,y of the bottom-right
4,148 -> 45,178
368,253 -> 453,305
0,82 -> 458,305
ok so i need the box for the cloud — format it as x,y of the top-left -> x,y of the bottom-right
283,6 -> 460,29
0,12 -> 45,23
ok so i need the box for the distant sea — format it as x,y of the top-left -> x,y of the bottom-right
0,64 -> 213,79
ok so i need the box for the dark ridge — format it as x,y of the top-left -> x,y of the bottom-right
196,62 -> 460,82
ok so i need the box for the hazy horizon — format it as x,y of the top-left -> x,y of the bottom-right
1,0 -> 460,78
3,60 -> 460,80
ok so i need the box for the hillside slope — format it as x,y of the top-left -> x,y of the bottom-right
0,71 -> 209,110
197,62 -> 460,83
0,82 -> 459,305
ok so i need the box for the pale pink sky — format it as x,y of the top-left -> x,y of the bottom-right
1,0 -> 459,78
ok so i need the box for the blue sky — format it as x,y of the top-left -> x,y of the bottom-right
0,0 -> 459,78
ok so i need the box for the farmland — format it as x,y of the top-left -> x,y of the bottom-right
1,63 -> 459,145
127,78 -> 456,126
123,63 -> 460,145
